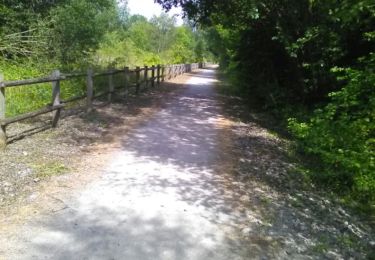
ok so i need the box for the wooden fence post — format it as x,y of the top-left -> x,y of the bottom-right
108,68 -> 114,103
124,67 -> 129,98
151,65 -> 155,88
156,65 -> 161,86
51,70 -> 61,127
86,68 -> 94,112
0,74 -> 6,149
144,65 -> 148,90
162,65 -> 165,82
135,66 -> 140,95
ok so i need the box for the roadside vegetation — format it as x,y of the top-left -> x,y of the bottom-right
0,0 -> 213,116
156,0 -> 375,213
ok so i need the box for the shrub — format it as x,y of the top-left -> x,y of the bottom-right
289,64 -> 375,204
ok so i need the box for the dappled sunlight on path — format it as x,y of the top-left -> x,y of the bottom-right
1,68 -> 260,259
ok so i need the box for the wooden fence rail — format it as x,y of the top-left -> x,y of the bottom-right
0,62 -> 206,148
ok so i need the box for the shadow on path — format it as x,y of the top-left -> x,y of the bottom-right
4,68 -> 270,259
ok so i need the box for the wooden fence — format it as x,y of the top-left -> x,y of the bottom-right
0,62 -> 205,148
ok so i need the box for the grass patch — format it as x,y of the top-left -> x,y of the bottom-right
31,160 -> 69,178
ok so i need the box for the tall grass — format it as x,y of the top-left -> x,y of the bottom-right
0,59 -> 55,117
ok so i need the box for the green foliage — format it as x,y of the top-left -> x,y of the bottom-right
289,61 -> 375,204
94,31 -> 140,67
48,0 -> 118,65
149,14 -> 176,54
94,14 -> 212,67
32,160 -> 69,178
127,20 -> 155,53
166,27 -> 195,63
0,59 -> 56,116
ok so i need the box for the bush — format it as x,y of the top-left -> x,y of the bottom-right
289,63 -> 375,204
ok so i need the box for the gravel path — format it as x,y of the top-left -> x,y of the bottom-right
1,68 -> 374,259
1,68 -> 254,259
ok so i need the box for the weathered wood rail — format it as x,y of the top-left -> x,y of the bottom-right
0,62 -> 205,148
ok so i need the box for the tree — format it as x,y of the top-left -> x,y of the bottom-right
167,26 -> 195,63
127,19 -> 155,53
150,13 -> 176,54
48,0 -> 118,65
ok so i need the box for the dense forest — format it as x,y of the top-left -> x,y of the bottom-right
156,0 -> 375,210
0,0 -> 213,115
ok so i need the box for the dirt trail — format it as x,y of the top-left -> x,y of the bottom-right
0,68 -> 373,259
0,68 -> 252,259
